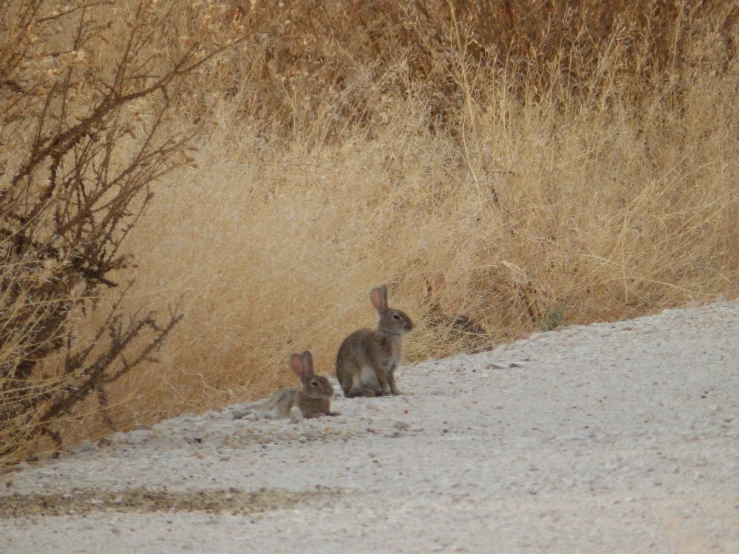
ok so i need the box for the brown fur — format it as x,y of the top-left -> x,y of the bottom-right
336,285 -> 414,397
234,351 -> 336,419
422,274 -> 492,354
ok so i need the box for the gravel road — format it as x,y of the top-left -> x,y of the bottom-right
1,300 -> 738,553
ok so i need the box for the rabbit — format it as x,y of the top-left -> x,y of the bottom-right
233,350 -> 337,421
421,274 -> 492,354
336,284 -> 414,397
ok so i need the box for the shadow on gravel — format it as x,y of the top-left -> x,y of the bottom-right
0,487 -> 339,518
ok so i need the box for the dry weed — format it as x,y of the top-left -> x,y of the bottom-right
116,46 -> 738,423
3,0 -> 738,454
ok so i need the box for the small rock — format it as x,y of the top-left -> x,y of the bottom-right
392,421 -> 410,431
124,430 -> 152,445
189,425 -> 208,442
73,440 -> 98,454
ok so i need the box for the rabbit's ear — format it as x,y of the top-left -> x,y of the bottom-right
432,274 -> 446,292
422,275 -> 432,297
370,285 -> 388,313
422,274 -> 446,297
301,350 -> 314,377
290,352 -> 306,382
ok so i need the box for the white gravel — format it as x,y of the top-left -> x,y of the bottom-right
1,299 -> 738,553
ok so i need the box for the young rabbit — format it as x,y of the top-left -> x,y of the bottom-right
336,284 -> 414,397
233,350 -> 336,421
422,274 -> 491,354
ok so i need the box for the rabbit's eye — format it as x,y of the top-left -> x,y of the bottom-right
392,314 -> 400,320
311,380 -> 319,387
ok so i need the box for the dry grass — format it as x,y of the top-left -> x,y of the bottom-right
3,0 -> 739,451
116,58 -> 738,428
0,0 -> 234,462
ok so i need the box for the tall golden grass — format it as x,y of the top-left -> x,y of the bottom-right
3,0 -> 739,455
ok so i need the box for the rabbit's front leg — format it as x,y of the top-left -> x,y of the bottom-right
387,368 -> 402,395
375,365 -> 391,396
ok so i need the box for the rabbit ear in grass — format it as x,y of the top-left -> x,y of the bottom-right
432,274 -> 446,292
290,352 -> 307,383
301,350 -> 314,378
422,274 -> 446,298
370,285 -> 388,313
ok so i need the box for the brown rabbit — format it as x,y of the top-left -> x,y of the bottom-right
422,274 -> 491,354
336,285 -> 414,397
233,351 -> 336,420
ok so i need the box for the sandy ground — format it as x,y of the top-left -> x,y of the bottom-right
1,299 -> 737,553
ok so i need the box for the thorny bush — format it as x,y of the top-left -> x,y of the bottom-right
0,0 -> 236,465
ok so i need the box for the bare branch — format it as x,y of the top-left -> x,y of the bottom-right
0,0 -> 235,463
